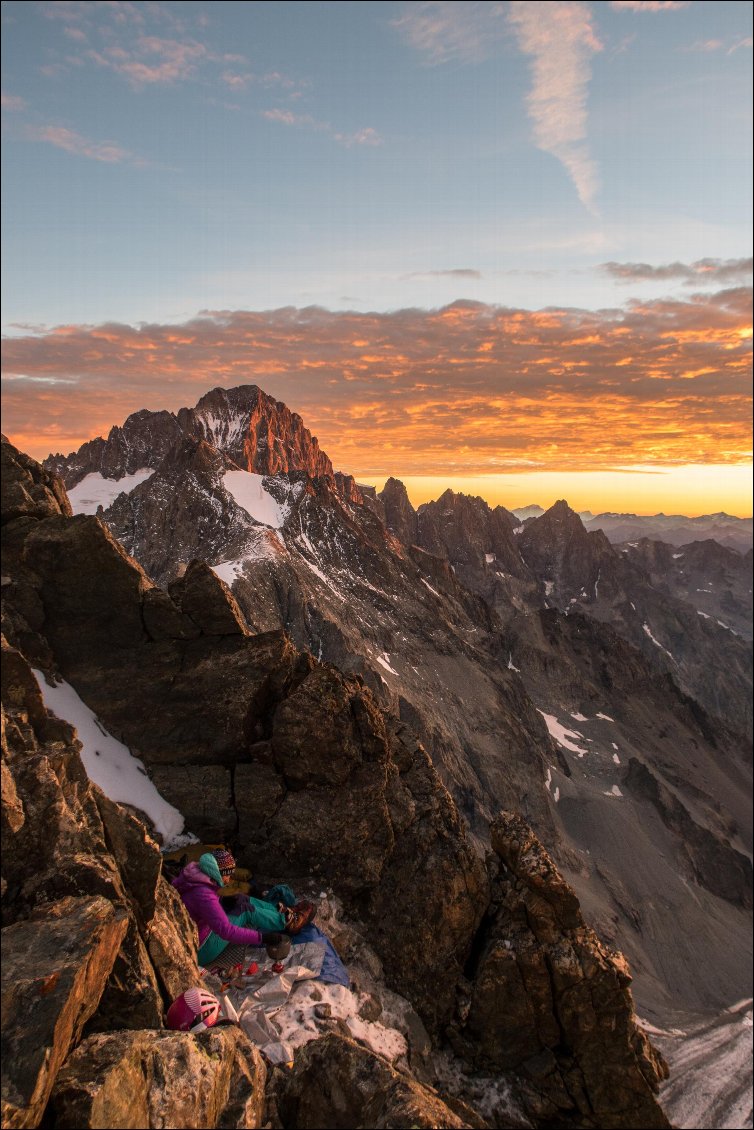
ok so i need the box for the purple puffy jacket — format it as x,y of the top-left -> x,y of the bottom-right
172,861 -> 263,949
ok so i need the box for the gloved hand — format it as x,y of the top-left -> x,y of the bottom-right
261,931 -> 284,947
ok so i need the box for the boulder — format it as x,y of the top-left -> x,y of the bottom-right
82,917 -> 164,1034
145,876 -> 202,1002
463,812 -> 670,1129
270,1032 -> 481,1129
1,438 -> 72,524
50,1026 -> 266,1129
0,895 -> 128,1129
168,560 -> 250,637
95,792 -> 163,927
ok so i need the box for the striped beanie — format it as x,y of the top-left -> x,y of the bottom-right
212,848 -> 236,874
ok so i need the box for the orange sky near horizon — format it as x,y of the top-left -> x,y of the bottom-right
2,292 -> 751,517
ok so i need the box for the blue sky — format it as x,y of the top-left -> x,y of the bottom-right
2,0 -> 751,327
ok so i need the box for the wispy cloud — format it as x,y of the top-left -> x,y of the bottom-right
25,124 -> 143,164
601,258 -> 753,286
391,1 -> 506,65
1,92 -> 26,111
507,1 -> 602,212
220,68 -> 304,92
3,289 -> 750,474
262,109 -> 383,148
333,127 -> 383,148
684,36 -> 753,54
611,2 -> 689,11
87,36 -> 207,86
42,1 -> 146,25
403,268 -> 482,280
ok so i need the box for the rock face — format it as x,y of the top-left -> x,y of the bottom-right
50,1027 -> 266,1130
461,813 -> 670,1129
417,489 -> 526,583
618,536 -> 753,641
379,476 -> 419,546
517,501 -> 753,739
270,1033 -> 480,1129
45,385 -> 334,489
1,437 -> 72,523
1,897 -> 128,1130
45,410 -> 184,490
179,385 -> 334,479
625,758 -> 752,908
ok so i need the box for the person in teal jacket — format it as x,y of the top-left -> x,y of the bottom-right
172,849 -> 314,966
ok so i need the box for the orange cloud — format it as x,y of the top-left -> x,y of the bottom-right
2,291 -> 751,478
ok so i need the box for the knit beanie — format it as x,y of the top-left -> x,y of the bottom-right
212,848 -> 236,874
197,852 -> 224,886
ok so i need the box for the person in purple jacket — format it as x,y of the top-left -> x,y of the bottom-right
172,849 -> 315,967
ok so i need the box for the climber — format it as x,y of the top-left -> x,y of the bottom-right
171,848 -> 316,967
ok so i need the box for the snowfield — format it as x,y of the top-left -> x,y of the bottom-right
32,670 -> 192,849
537,710 -> 589,757
646,1000 -> 753,1130
223,470 -> 289,527
68,469 -> 154,514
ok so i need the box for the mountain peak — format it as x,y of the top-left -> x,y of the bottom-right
45,384 -> 335,489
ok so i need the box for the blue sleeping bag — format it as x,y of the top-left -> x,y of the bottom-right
293,924 -> 350,987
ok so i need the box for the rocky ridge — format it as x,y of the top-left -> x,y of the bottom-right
0,438 -> 672,1128
45,385 -> 335,489
41,394 -> 753,1025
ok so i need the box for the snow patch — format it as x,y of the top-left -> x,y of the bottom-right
507,653 -> 520,672
672,553 -> 684,559
376,653 -> 398,676
223,470 -> 288,528
212,531 -> 284,585
68,469 -> 154,515
642,623 -> 676,661
603,785 -> 623,798
420,578 -> 440,598
553,786 -> 560,803
485,553 -> 495,563
300,556 -> 344,601
544,580 -> 554,596
570,712 -> 588,721
513,525 -> 524,534
32,670 -> 191,848
537,711 -> 589,757
596,712 -> 614,722
697,610 -> 711,620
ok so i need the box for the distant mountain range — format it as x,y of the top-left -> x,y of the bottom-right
511,505 -> 752,554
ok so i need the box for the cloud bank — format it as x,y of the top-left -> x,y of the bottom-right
3,290 -> 750,477
601,258 -> 753,285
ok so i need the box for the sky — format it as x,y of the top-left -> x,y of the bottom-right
1,0 -> 752,515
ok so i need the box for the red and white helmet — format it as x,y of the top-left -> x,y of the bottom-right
166,987 -> 221,1033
